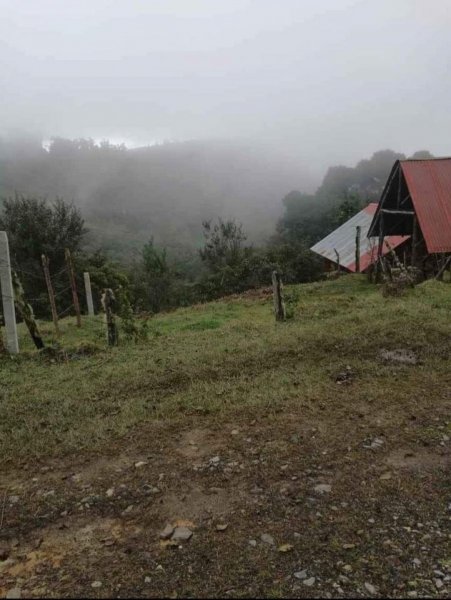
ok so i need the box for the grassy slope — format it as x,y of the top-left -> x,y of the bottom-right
1,275 -> 450,464
1,275 -> 450,598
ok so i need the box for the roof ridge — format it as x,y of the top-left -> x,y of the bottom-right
400,157 -> 451,163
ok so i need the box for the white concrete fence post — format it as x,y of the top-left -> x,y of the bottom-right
84,272 -> 95,316
0,231 -> 19,353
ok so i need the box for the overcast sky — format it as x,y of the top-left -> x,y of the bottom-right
1,0 -> 450,176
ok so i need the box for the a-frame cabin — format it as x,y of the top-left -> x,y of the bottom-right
368,158 -> 451,277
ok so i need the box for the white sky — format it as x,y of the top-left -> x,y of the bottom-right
1,0 -> 450,176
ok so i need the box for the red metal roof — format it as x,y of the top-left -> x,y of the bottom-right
401,159 -> 451,253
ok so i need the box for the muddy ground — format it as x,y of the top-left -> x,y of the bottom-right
1,400 -> 449,599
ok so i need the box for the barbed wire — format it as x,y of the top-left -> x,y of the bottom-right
53,285 -> 72,298
0,255 -> 111,339
57,304 -> 75,318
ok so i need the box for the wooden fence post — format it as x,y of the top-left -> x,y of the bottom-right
42,254 -> 60,336
12,270 -> 45,349
65,248 -> 81,327
272,271 -> 286,322
355,225 -> 361,273
334,249 -> 340,273
436,255 -> 451,281
83,272 -> 95,316
411,216 -> 418,268
0,231 -> 19,353
101,288 -> 118,346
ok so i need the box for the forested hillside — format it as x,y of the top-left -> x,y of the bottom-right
0,136 -> 433,260
0,136 -> 313,257
0,136 -> 435,317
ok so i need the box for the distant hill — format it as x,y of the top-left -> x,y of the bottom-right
0,136 -> 315,258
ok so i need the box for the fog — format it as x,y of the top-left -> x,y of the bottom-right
1,0 -> 450,179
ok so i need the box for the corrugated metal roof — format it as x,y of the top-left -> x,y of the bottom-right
400,159 -> 451,253
310,204 -> 408,272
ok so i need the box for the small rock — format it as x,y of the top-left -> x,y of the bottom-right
248,539 -> 257,547
172,527 -> 193,542
147,487 -> 161,495
303,577 -> 315,587
407,592 -> 418,598
379,472 -> 392,480
210,456 -> 221,465
294,570 -> 308,580
342,543 -> 355,549
144,576 -> 152,583
91,581 -> 102,589
6,589 -> 21,599
216,524 -> 228,532
435,579 -> 444,590
135,461 -> 148,468
106,488 -> 114,498
261,533 -> 275,545
434,570 -> 445,578
278,543 -> 293,553
364,437 -> 385,450
413,558 -> 421,566
343,565 -> 353,573
9,496 -> 19,505
314,484 -> 331,494
231,430 -> 239,436
364,582 -> 377,595
160,524 -> 175,540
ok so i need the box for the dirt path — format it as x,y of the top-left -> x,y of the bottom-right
0,406 -> 449,598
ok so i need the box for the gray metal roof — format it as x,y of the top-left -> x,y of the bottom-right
310,203 -> 408,272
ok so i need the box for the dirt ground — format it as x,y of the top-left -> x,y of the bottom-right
1,398 -> 449,599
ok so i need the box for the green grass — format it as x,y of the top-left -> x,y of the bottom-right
1,275 -> 450,464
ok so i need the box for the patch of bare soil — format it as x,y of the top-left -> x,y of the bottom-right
176,428 -> 220,461
162,486 -> 235,523
379,349 -> 419,365
386,448 -> 449,471
1,409 -> 450,598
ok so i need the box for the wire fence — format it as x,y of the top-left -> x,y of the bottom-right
0,251 -> 109,347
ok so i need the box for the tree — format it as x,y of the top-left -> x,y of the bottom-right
140,238 -> 173,312
76,250 -> 130,314
0,195 -> 86,316
331,193 -> 364,227
198,218 -> 256,298
128,238 -> 181,313
276,191 -> 335,244
199,219 -> 247,270
409,150 -> 434,160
